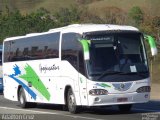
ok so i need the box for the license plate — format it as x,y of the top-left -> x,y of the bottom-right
117,97 -> 128,102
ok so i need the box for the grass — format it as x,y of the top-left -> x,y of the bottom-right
33,0 -> 76,13
87,0 -> 160,17
0,0 -> 76,14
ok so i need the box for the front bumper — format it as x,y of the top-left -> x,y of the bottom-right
88,92 -> 150,106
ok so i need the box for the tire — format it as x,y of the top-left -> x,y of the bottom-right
29,102 -> 37,108
118,104 -> 132,112
62,105 -> 68,111
18,88 -> 30,108
67,88 -> 80,114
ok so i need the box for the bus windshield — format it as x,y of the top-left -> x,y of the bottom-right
84,32 -> 149,82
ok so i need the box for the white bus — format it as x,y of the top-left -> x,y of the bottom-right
2,24 -> 157,113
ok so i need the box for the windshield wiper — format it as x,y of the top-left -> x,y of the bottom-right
119,71 -> 148,77
97,71 -> 122,81
96,71 -> 148,81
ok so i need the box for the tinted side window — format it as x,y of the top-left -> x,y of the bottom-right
61,33 -> 80,70
4,41 -> 11,62
8,32 -> 60,62
61,33 -> 86,76
79,50 -> 86,76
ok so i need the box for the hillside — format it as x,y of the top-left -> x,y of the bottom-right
0,0 -> 76,14
88,0 -> 160,17
0,0 -> 160,16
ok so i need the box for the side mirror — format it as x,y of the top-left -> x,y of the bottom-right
79,39 -> 90,60
144,35 -> 158,56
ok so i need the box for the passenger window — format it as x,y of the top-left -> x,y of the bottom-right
4,41 -> 11,62
7,32 -> 60,62
61,33 -> 80,70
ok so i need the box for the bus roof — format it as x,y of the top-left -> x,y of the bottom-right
4,24 -> 139,42
49,24 -> 139,33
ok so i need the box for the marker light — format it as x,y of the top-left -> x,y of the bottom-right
136,86 -> 151,93
89,89 -> 108,95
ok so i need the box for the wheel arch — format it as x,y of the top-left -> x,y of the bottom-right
64,85 -> 72,105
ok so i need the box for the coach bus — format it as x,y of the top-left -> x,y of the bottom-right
2,24 -> 157,113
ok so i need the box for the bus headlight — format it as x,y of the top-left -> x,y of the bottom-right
136,86 -> 151,93
89,89 -> 108,95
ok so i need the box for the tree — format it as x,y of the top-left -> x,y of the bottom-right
54,6 -> 81,27
103,7 -> 127,24
152,16 -> 160,41
0,8 -> 55,43
152,16 -> 160,27
128,6 -> 144,26
24,8 -> 55,33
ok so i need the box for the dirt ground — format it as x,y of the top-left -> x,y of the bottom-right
151,83 -> 160,100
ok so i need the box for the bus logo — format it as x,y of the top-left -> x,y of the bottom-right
120,83 -> 125,89
112,82 -> 132,91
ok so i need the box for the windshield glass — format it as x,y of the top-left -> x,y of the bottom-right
84,32 -> 149,82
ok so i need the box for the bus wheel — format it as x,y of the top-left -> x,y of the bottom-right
118,104 -> 132,112
18,88 -> 29,108
67,88 -> 79,114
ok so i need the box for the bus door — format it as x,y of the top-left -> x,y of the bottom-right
78,50 -> 88,106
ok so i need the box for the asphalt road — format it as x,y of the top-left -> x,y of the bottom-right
0,94 -> 160,120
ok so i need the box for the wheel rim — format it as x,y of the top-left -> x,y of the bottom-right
20,94 -> 24,104
68,93 -> 75,110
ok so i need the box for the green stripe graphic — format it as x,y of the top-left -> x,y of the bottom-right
19,64 -> 50,101
80,40 -> 89,53
144,35 -> 158,56
145,35 -> 156,48
79,39 -> 90,60
100,83 -> 111,88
